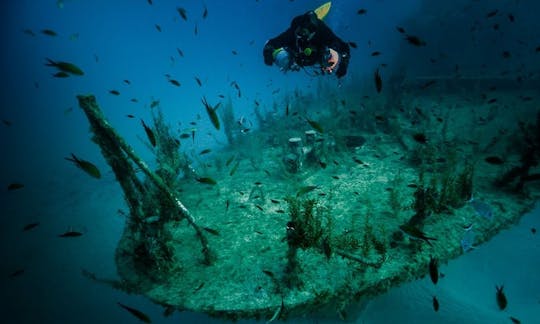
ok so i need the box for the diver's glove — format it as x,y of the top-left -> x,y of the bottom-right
273,47 -> 293,71
322,48 -> 340,74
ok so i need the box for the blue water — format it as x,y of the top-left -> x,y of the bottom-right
1,0 -> 540,323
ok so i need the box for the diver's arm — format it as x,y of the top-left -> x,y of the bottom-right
318,24 -> 351,77
263,29 -> 295,66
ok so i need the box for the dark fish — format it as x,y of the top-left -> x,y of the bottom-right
229,161 -> 240,176
322,236 -> 332,259
177,7 -> 188,21
201,96 -> 221,130
23,222 -> 40,231
429,256 -> 438,284
117,302 -> 151,323
496,285 -> 507,310
203,227 -> 220,235
7,183 -> 24,191
306,118 -> 324,133
502,51 -> 511,59
155,24 -> 161,32
41,29 -> 57,36
509,316 -> 521,324
179,133 -> 191,139
396,26 -> 406,33
126,114 -> 135,119
412,132 -> 427,144
9,269 -> 25,278
168,79 -> 181,87
371,51 -> 381,56
232,50 -> 238,55
508,14 -> 515,22
296,185 -> 318,197
130,98 -> 138,103
486,10 -> 499,18
150,100 -> 160,108
405,35 -> 426,46
109,90 -> 120,95
374,68 -> 382,93
194,23 -> 198,35
199,148 -> 211,155
23,29 -> 36,37
58,230 -> 83,237
45,58 -> 84,76
202,5 -> 208,19
357,9 -> 367,15
196,177 -> 217,185
485,156 -> 504,165
176,48 -> 184,57
141,119 -> 156,147
53,71 -> 70,78
65,153 -> 101,178
255,205 -> 264,211
147,0 -> 152,5
432,296 -> 439,312
536,46 -> 540,52
123,79 -> 131,85
487,98 -> 497,104
194,76 -> 202,87
348,41 -> 357,48
399,224 -> 437,246
2,119 -> 12,126
532,227 -> 537,234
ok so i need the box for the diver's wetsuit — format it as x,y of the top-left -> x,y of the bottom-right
263,11 -> 350,78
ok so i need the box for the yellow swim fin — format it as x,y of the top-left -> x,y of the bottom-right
314,2 -> 331,20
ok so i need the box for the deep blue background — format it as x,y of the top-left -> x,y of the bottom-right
1,1 -> 539,323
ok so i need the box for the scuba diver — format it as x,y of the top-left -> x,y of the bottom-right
263,9 -> 350,78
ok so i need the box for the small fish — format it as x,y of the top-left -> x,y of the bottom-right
2,119 -> 12,126
7,183 -> 24,191
196,177 -> 217,185
531,227 -> 537,234
23,29 -> 36,37
296,185 -> 318,197
22,222 -> 40,231
130,98 -> 138,103
201,96 -> 221,130
226,199 -> 230,211
168,79 -> 181,87
231,50 -> 238,55
177,7 -> 188,21
147,0 -> 152,5
509,316 -> 521,324
399,224 -> 437,246
502,51 -> 511,59
306,118 -> 324,133
109,90 -> 120,96
45,58 -> 84,76
65,154 -> 101,178
126,114 -> 135,119
176,48 -> 184,57
199,148 -> 211,155
194,23 -> 198,35
194,76 -> 202,87
203,227 -> 220,235
155,24 -> 161,32
150,99 -> 160,108
487,98 -> 497,104
486,10 -> 499,18
9,269 -> 25,278
179,133 -> 190,139
374,68 -> 382,93
405,34 -> 427,46
58,230 -> 83,237
371,51 -> 381,56
141,119 -> 156,147
122,79 -> 131,85
255,205 -> 264,211
41,29 -> 57,36
117,302 -> 151,323
53,71 -> 70,78
348,41 -> 357,48
225,155 -> 235,166
429,256 -> 438,284
357,9 -> 367,15
496,285 -> 508,310
432,296 -> 439,312
229,161 -> 240,176
275,209 -> 285,214
412,132 -> 427,144
485,156 -> 504,165
396,26 -> 406,34
202,5 -> 208,19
